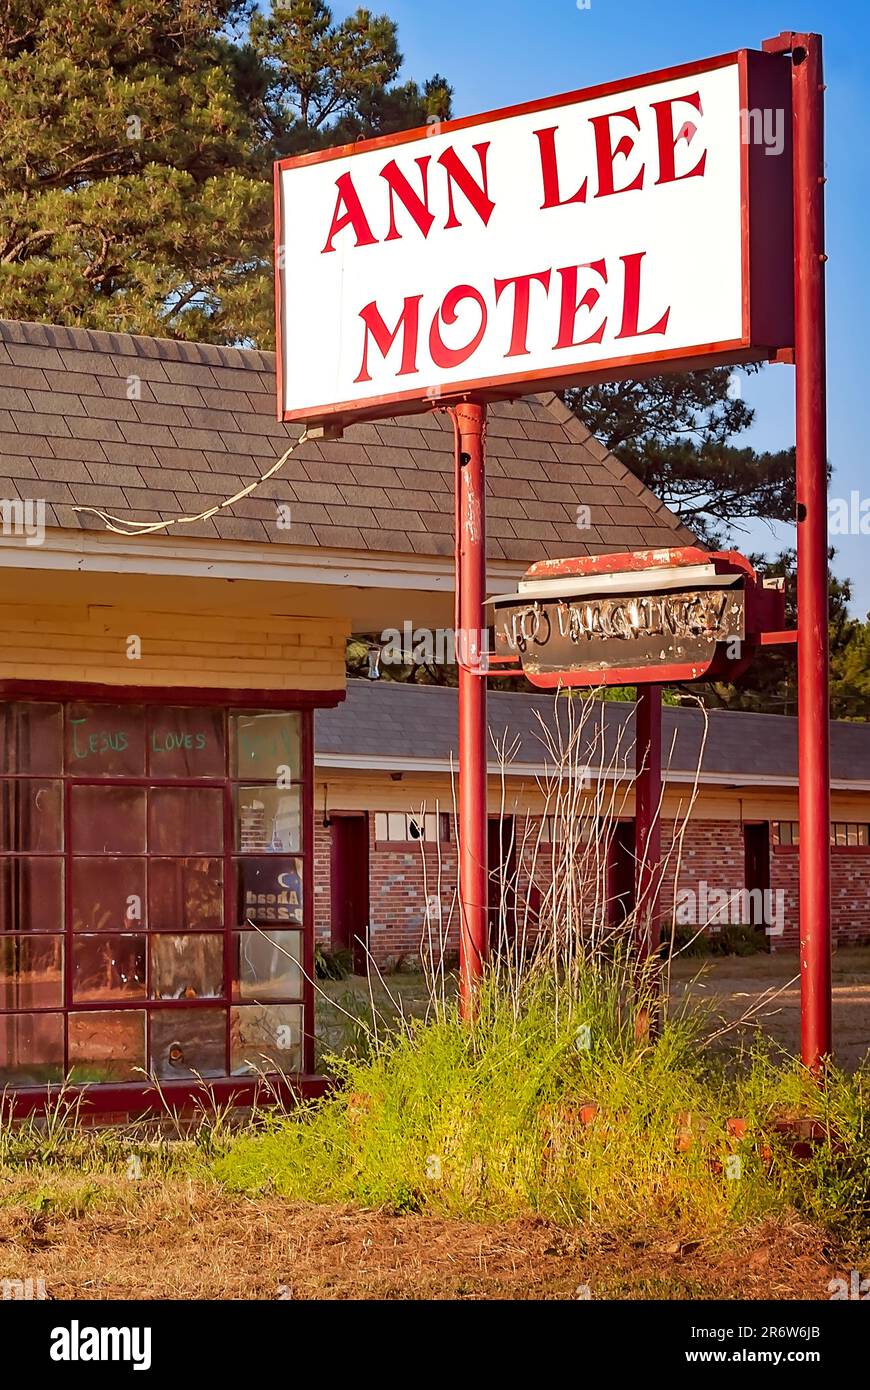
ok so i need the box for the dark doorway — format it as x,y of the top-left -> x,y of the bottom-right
743,821 -> 771,947
329,814 -> 369,975
608,820 -> 637,926
488,816 -> 517,946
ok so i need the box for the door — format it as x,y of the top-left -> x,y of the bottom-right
329,814 -> 369,975
743,821 -> 771,948
488,816 -> 517,947
608,820 -> 637,926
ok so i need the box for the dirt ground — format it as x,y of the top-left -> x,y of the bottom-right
668,947 -> 870,1070
0,1178 -> 851,1300
318,947 -> 870,1070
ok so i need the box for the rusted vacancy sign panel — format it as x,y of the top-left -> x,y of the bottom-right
490,547 -> 785,687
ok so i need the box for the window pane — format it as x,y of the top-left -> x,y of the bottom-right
150,934 -> 223,1000
0,1012 -> 63,1085
0,702 -> 63,774
71,786 -> 146,854
148,787 -> 223,855
0,935 -> 63,1008
230,1003 -> 302,1075
149,859 -> 223,931
834,824 -> 848,847
233,930 -> 303,1002
424,813 -> 437,842
72,934 -> 146,1003
0,780 -> 63,851
68,1010 -> 145,1083
148,708 -> 225,778
72,858 -> 146,932
235,786 -> 300,853
0,857 -> 63,932
374,813 -> 387,841
67,704 -> 146,777
237,858 -> 303,926
231,712 -> 301,781
387,812 -> 406,842
150,1007 -> 227,1080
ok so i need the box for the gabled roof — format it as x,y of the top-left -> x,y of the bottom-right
316,681 -> 870,790
0,318 -> 693,561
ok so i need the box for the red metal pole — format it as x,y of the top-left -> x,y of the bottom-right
455,400 -> 489,1015
791,35 -> 832,1068
635,683 -> 662,960
765,31 -> 831,1066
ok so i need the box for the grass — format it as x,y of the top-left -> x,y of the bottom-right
2,963 -> 867,1258
215,968 -> 870,1254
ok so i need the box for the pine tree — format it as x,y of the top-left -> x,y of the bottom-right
0,1 -> 452,345
690,548 -> 870,721
567,366 -> 796,547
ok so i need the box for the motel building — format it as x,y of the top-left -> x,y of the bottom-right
0,317 -> 864,1111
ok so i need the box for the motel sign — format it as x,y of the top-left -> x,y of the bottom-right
276,51 -> 792,427
275,34 -> 832,1067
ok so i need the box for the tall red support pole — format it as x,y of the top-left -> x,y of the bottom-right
455,400 -> 489,1016
635,684 -> 662,960
765,31 -> 831,1067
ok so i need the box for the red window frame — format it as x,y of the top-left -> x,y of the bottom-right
0,681 -> 339,1117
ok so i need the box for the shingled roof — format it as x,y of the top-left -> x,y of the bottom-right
0,318 -> 693,560
317,681 -> 870,789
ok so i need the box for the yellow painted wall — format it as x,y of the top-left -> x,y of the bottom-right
0,572 -> 348,691
316,768 -> 868,825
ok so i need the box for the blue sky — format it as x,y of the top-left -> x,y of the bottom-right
329,0 -> 870,613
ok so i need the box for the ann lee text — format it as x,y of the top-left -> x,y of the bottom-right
317,90 -> 708,384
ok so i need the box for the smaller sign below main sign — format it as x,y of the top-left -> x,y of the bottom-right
490,547 -> 785,687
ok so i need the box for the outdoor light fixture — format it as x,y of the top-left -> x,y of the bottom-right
489,547 -> 789,688
365,644 -> 382,680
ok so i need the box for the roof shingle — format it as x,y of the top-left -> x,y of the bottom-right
0,319 -> 695,560
317,682 -> 870,787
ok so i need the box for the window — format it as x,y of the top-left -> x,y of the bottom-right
0,700 -> 310,1092
374,811 -> 450,844
537,815 -> 594,844
773,821 -> 870,848
538,816 -> 563,844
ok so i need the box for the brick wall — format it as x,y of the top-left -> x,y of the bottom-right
315,814 -> 460,964
770,846 -> 870,949
314,811 -> 870,967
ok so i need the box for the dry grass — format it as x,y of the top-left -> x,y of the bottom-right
0,1174 -> 849,1300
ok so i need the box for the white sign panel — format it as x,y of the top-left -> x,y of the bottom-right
275,50 -> 792,425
